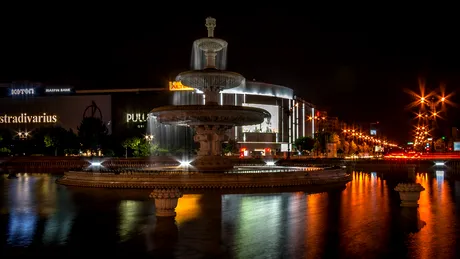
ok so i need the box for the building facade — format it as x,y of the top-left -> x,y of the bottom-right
169,81 -> 317,155
0,82 -> 112,137
0,80 -> 323,156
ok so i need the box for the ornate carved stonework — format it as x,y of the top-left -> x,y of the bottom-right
149,189 -> 183,217
192,125 -> 230,156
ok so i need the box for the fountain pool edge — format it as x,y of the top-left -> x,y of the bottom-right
55,169 -> 352,189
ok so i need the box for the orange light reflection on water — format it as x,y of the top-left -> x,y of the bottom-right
304,192 -> 327,258
175,194 -> 202,225
339,172 -> 390,255
411,172 -> 455,259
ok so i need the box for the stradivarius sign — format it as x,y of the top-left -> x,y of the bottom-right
0,113 -> 58,123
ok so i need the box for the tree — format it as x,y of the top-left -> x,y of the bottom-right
122,137 -> 158,157
78,117 -> 108,152
223,138 -> 239,155
314,132 -> 331,154
295,136 -> 315,152
363,142 -> 370,154
343,140 -> 350,155
44,134 -> 58,156
122,137 -> 141,157
138,141 -> 158,157
337,149 -> 344,158
63,129 -> 81,155
350,140 -> 357,155
42,126 -> 80,156
0,135 -> 11,155
329,133 -> 340,144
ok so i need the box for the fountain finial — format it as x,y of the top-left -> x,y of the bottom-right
205,17 -> 216,38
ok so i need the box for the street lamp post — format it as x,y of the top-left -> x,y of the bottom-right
410,84 -> 451,152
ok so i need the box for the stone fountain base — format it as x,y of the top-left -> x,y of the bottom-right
56,168 -> 352,189
394,183 -> 425,207
191,155 -> 234,171
149,189 -> 183,217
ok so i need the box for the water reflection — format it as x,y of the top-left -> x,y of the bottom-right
232,194 -> 283,258
118,200 -> 143,242
339,172 -> 391,257
410,172 -> 456,259
2,174 -> 75,247
1,172 -> 460,258
175,194 -> 203,225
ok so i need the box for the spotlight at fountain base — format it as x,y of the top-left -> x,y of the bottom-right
265,161 -> 276,166
180,161 -> 191,167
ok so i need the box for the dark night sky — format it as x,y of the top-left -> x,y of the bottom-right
0,7 -> 459,144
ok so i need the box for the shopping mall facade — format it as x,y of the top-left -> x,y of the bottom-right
0,81 -> 321,156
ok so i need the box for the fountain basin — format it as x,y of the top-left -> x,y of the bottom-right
150,105 -> 270,126
56,167 -> 351,189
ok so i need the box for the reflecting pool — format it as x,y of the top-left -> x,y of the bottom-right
1,171 -> 460,258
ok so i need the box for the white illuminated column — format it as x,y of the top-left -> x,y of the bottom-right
281,105 -> 284,143
311,107 -> 315,138
302,103 -> 305,137
288,100 -> 292,147
296,102 -> 299,140
234,93 -> 238,140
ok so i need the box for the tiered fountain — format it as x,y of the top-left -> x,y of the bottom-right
150,17 -> 270,171
56,17 -> 352,190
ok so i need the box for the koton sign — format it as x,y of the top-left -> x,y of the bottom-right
0,113 -> 58,124
10,88 -> 35,96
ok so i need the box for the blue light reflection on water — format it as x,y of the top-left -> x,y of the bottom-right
6,174 -> 37,246
2,174 -> 75,247
7,211 -> 37,246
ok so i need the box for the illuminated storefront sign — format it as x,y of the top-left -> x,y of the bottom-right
45,87 -> 73,93
126,113 -> 149,128
9,88 -> 35,96
0,113 -> 58,124
126,113 -> 149,123
169,81 -> 194,91
7,82 -> 41,97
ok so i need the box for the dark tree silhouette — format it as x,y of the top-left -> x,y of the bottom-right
32,126 -> 80,156
78,117 -> 108,152
294,136 -> 315,152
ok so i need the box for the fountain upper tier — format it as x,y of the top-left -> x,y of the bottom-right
194,37 -> 228,53
177,17 -> 245,105
177,69 -> 244,92
196,17 -> 228,53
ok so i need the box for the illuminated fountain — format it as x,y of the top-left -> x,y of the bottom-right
56,17 -> 352,190
150,17 -> 270,171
